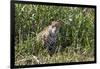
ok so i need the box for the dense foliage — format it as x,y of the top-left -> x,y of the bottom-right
15,3 -> 95,65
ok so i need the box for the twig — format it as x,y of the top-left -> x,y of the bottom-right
32,55 -> 42,64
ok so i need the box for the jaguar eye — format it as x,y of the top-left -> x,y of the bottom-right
52,25 -> 55,28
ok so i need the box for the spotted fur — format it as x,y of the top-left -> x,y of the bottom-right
36,21 -> 60,56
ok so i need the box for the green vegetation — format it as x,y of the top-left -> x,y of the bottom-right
15,3 -> 95,65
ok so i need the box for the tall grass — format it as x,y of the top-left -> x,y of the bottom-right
15,4 -> 95,65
